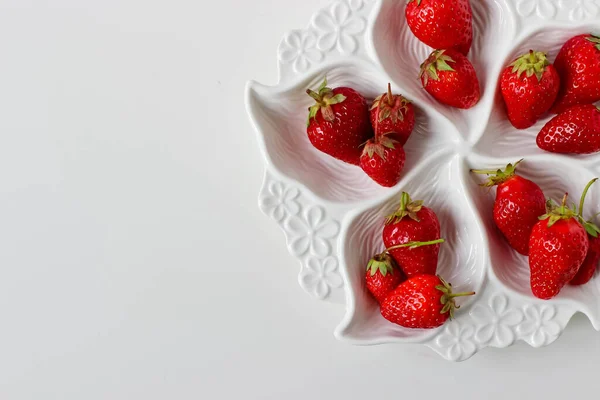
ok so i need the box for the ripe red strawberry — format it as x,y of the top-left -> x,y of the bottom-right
365,253 -> 404,303
359,136 -> 405,187
382,192 -> 442,277
571,236 -> 600,285
529,193 -> 589,300
405,0 -> 473,55
306,78 -> 373,165
471,160 -> 546,256
370,83 -> 415,145
419,49 -> 480,109
380,275 -> 475,329
571,178 -> 600,286
551,34 -> 600,114
500,51 -> 560,129
536,104 -> 600,154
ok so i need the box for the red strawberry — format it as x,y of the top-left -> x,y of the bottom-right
551,34 -> 600,114
405,0 -> 473,55
382,192 -> 442,277
471,160 -> 546,256
536,104 -> 600,154
370,83 -> 415,145
381,275 -> 475,329
306,78 -> 372,165
419,49 -> 480,109
571,236 -> 600,285
500,51 -> 560,129
365,253 -> 404,303
359,136 -> 405,187
571,178 -> 600,286
529,193 -> 589,300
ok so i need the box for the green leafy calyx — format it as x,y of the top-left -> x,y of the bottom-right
419,50 -> 456,87
366,253 -> 397,277
435,276 -> 476,319
586,34 -> 600,52
509,50 -> 550,82
385,191 -> 424,224
470,159 -> 523,187
362,135 -> 397,161
306,78 -> 346,126
539,194 -> 577,228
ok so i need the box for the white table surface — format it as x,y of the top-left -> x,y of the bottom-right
1,0 -> 599,398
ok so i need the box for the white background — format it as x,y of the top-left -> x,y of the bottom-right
0,0 -> 599,398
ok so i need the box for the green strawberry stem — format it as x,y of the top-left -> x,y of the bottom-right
540,192 -> 578,227
578,178 -> 598,218
470,159 -> 523,187
385,192 -> 424,224
448,291 -> 476,298
577,178 -> 600,238
385,238 -> 445,252
436,276 -> 475,318
306,78 -> 346,124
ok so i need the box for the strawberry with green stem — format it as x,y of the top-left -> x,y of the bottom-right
529,192 -> 589,299
359,135 -> 405,187
471,159 -> 546,255
383,192 -> 443,277
370,83 -> 415,145
306,78 -> 373,165
419,49 -> 480,109
500,50 -> 560,129
381,275 -> 475,329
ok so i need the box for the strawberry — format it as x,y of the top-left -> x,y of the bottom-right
359,136 -> 405,187
380,275 -> 475,329
405,0 -> 473,55
571,236 -> 600,285
306,78 -> 372,165
382,192 -> 442,277
529,193 -> 589,300
500,51 -> 560,129
471,160 -> 546,256
369,83 -> 415,145
551,34 -> 600,114
419,49 -> 480,109
365,253 -> 404,303
536,104 -> 600,154
571,178 -> 600,286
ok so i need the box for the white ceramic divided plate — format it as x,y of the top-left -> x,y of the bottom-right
245,0 -> 600,361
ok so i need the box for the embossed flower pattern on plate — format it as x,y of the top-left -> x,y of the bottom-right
278,30 -> 324,73
559,0 -> 600,21
260,180 -> 301,222
516,0 -> 557,19
470,295 -> 523,346
312,1 -> 366,54
435,323 -> 477,361
517,305 -> 561,347
300,257 -> 344,299
284,206 -> 339,258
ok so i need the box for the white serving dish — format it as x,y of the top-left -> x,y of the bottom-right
245,0 -> 600,361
